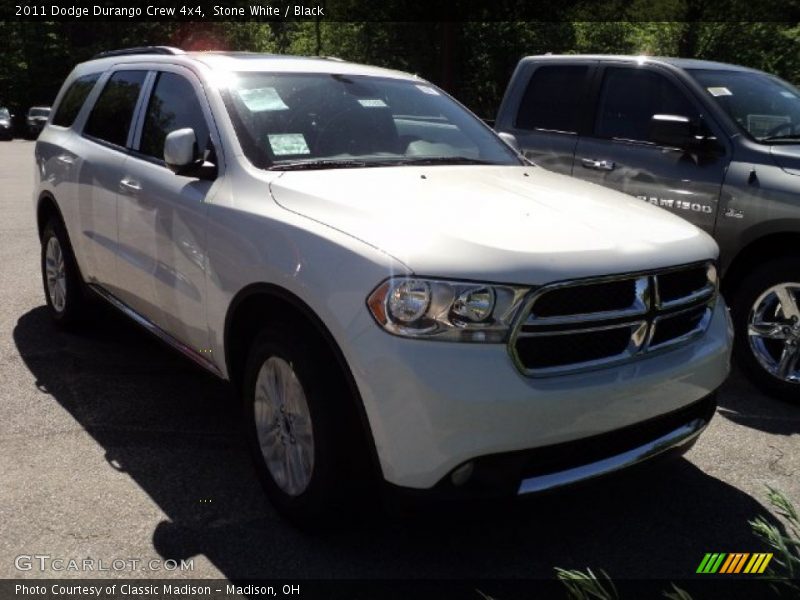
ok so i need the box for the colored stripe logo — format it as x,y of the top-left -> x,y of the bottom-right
696,553 -> 773,574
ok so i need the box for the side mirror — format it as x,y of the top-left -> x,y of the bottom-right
498,131 -> 521,153
649,114 -> 694,149
164,128 -> 201,174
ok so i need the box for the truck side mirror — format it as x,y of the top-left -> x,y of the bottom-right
164,128 -> 217,179
164,128 -> 200,174
649,114 -> 694,149
498,131 -> 521,153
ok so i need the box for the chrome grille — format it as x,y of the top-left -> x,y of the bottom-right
510,262 -> 717,376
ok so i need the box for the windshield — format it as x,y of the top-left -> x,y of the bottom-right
0,109 -> 9,120
221,72 -> 521,169
689,69 -> 800,142
29,108 -> 50,117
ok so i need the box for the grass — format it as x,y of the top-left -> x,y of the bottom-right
548,486 -> 800,600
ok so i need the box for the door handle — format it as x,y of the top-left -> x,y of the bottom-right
56,155 -> 74,166
119,178 -> 141,194
581,158 -> 616,171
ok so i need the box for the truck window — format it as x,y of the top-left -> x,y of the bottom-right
52,73 -> 100,128
515,65 -> 588,133
83,70 -> 147,148
688,69 -> 800,142
138,72 -> 210,159
595,67 -> 696,143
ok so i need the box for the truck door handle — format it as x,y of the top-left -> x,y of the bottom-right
119,178 -> 141,194
581,158 -> 616,171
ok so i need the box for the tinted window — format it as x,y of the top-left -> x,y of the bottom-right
52,74 -> 100,127
84,70 -> 146,147
515,65 -> 589,133
139,72 -> 210,160
595,68 -> 696,143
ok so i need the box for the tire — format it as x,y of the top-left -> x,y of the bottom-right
731,256 -> 800,402
40,216 -> 87,326
242,323 -> 371,526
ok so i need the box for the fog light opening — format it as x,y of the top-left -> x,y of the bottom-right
450,461 -> 474,486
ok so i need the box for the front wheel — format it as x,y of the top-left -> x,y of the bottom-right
731,257 -> 800,402
242,324 -> 370,526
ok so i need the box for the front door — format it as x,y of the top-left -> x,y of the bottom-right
573,65 -> 728,235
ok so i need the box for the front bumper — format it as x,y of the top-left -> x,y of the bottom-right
346,298 -> 731,489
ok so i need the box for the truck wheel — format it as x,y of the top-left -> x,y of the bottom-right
242,324 -> 367,526
40,217 -> 87,326
731,257 -> 800,402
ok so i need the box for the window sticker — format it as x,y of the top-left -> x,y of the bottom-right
357,98 -> 388,108
707,87 -> 733,97
416,84 -> 440,96
237,87 -> 288,112
268,133 -> 310,155
747,114 -> 790,138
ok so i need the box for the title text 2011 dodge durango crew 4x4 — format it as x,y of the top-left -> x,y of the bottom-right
35,47 -> 732,524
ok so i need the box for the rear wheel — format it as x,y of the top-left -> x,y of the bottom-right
731,257 -> 800,402
242,323 -> 371,526
40,217 -> 87,326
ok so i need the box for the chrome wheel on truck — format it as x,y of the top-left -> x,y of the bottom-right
732,257 -> 800,402
747,282 -> 800,383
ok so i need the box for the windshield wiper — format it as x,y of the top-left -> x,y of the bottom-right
761,134 -> 800,143
395,156 -> 494,166
268,159 -> 372,171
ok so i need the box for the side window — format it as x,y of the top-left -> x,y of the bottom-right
84,70 -> 147,147
52,73 -> 100,127
595,68 -> 697,143
139,72 -> 210,160
515,65 -> 589,133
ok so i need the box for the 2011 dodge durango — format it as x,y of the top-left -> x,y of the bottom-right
34,47 -> 732,524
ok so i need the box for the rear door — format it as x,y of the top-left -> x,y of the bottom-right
495,61 -> 595,175
573,64 -> 729,234
77,69 -> 149,292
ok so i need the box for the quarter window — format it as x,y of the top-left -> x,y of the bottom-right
52,73 -> 100,128
515,65 -> 589,133
84,70 -> 147,147
595,68 -> 697,143
139,72 -> 210,160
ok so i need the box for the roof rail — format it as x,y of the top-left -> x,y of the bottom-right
91,46 -> 185,59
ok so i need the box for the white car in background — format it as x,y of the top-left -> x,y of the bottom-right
34,47 -> 732,525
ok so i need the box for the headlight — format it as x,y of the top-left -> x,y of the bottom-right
367,277 -> 530,342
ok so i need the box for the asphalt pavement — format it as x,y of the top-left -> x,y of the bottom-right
1,140 -> 798,586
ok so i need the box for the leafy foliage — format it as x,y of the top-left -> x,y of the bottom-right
1,19 -> 799,122
749,485 -> 800,597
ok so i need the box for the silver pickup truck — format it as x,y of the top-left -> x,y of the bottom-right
496,55 -> 800,401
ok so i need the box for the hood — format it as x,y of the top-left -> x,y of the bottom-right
269,165 -> 718,284
771,145 -> 800,176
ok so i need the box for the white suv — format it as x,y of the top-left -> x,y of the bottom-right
35,47 -> 732,524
